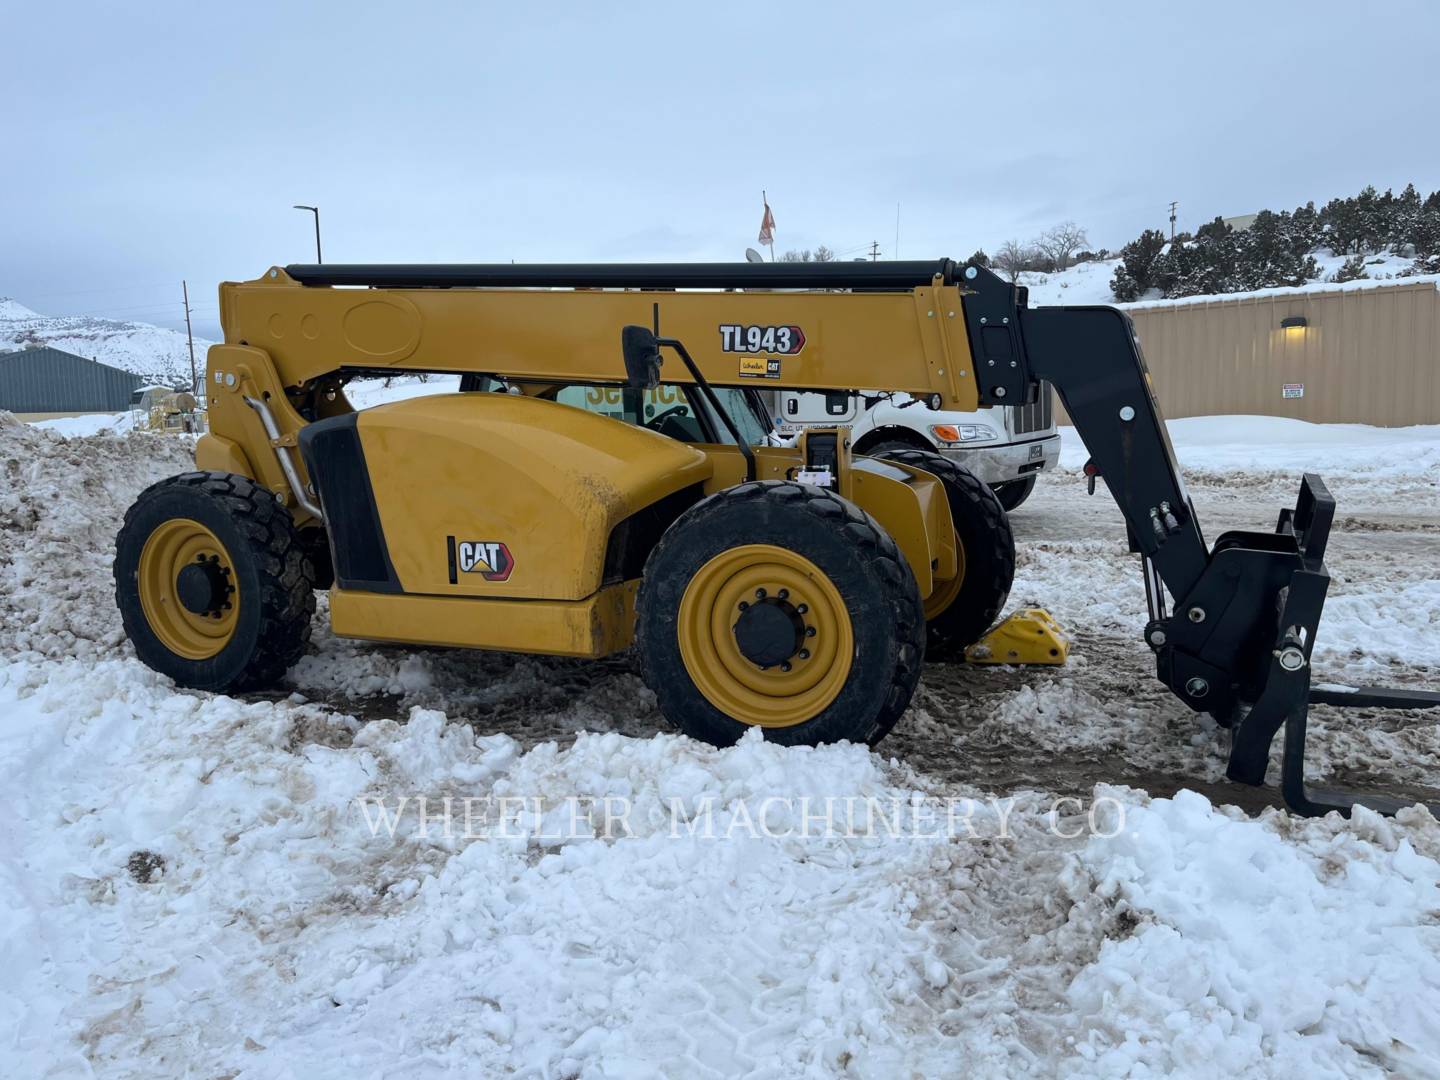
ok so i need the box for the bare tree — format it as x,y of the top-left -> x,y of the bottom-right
1035,221 -> 1090,272
813,245 -> 836,262
993,240 -> 1033,282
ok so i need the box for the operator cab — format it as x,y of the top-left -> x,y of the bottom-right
458,374 -> 774,448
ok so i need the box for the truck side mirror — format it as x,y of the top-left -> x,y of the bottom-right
620,325 -> 663,390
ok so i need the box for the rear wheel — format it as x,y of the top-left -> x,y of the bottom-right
873,449 -> 1015,658
115,472 -> 316,692
636,480 -> 924,747
992,475 -> 1036,512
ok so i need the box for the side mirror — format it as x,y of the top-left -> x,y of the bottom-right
620,325 -> 663,390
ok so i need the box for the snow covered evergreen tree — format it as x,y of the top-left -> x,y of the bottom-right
1236,210 -> 1318,290
1330,254 -> 1368,283
1110,228 -> 1166,301
1322,195 -> 1364,255
1389,183 -> 1422,253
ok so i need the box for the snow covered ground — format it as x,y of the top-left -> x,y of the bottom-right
1,410 -> 1437,1077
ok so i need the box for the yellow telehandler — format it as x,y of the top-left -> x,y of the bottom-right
113,259 -> 1436,816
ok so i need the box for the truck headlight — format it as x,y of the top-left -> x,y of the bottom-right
930,423 -> 998,444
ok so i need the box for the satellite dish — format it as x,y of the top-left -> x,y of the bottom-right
744,247 -> 764,264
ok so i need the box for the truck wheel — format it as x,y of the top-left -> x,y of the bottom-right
873,449 -> 1014,658
114,472 -> 316,692
863,439 -> 927,456
992,475 -> 1036,512
636,480 -> 924,747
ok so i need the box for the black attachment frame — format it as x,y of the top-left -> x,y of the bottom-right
982,272 -> 1440,818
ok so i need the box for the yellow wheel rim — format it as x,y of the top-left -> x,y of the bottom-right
923,533 -> 967,621
677,544 -> 854,728
137,518 -> 240,660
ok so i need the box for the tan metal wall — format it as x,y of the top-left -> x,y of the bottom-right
1053,280 -> 1440,427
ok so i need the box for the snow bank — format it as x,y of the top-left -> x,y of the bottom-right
1060,414 -> 1440,486
31,410 -> 138,437
0,413 -> 194,661
1,657 -> 1436,1077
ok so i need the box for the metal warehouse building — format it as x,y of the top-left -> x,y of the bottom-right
0,346 -> 145,419
1055,279 -> 1440,427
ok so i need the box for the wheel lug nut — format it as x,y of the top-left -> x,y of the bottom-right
780,662 -> 792,672
777,588 -> 789,600
755,588 -> 767,599
738,601 -> 749,611
805,626 -> 816,637
798,649 -> 810,660
196,554 -> 206,563
796,604 -> 808,615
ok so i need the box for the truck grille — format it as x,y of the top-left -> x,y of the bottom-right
1012,382 -> 1053,434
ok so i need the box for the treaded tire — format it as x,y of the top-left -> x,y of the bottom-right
298,527 -> 335,591
993,475 -> 1037,512
114,471 -> 316,692
635,480 -> 925,748
873,449 -> 1015,658
862,438 -> 928,456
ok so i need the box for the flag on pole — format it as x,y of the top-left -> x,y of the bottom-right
758,193 -> 775,247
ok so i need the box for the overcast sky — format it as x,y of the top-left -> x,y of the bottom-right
3,1 -> 1437,339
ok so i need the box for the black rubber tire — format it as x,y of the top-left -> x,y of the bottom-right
873,449 -> 1015,658
862,438 -> 928,456
114,471 -> 317,692
635,480 -> 925,748
992,475 -> 1036,512
298,527 -> 335,591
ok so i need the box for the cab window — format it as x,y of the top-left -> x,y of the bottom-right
554,384 -> 769,447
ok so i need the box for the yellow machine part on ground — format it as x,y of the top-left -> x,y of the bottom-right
964,608 -> 1070,665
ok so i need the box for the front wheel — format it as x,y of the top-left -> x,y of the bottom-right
114,472 -> 316,692
635,481 -> 924,747
872,450 -> 1015,658
992,475 -> 1036,512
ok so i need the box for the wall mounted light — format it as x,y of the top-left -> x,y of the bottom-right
1280,316 -> 1308,332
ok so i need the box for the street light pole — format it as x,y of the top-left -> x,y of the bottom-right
293,204 -> 322,263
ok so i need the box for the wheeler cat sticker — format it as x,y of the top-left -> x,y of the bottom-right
738,356 -> 783,379
446,537 -> 514,583
718,324 -> 806,354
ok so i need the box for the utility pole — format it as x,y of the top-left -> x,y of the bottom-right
1168,201 -> 1178,241
182,280 -> 198,396
868,240 -> 881,261
294,204 -> 322,262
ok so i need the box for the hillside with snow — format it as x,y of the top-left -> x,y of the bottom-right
1017,250 -> 1440,309
0,296 -> 214,387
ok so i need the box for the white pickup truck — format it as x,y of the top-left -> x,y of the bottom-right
764,385 -> 1060,510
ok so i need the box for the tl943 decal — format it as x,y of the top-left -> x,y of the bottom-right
718,324 -> 806,355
